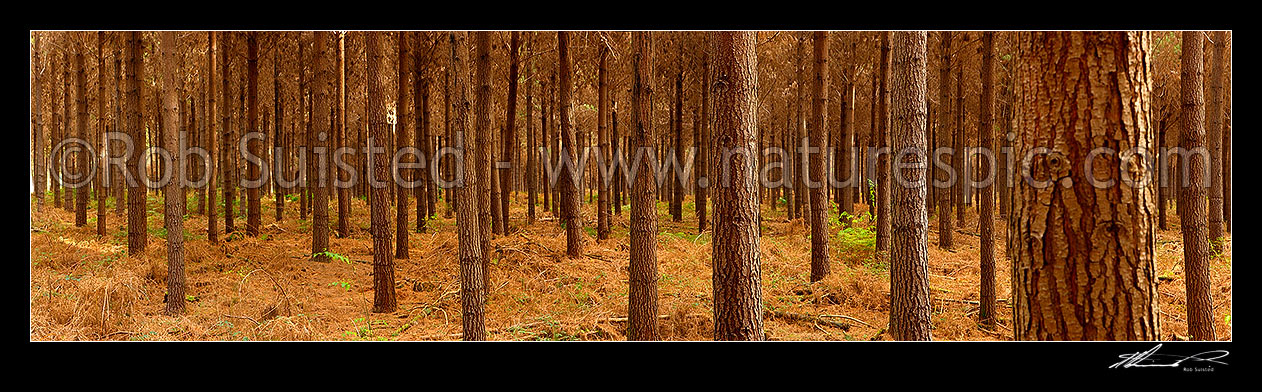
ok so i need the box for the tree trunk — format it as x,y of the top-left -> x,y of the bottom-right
1011,31 -> 1160,340
205,32 -> 219,244
501,31 -> 520,235
126,32 -> 147,253
274,34 -> 286,223
627,32 -> 661,340
596,38 -> 611,240
473,32 -> 495,287
953,59 -> 965,225
395,32 -> 413,259
246,32 -> 262,237
157,31 -> 186,316
711,31 -> 764,341
794,34 -> 807,221
888,30 -> 932,341
416,66 -> 431,233
224,33 -> 236,235
448,31 -> 487,340
526,34 -> 537,225
557,32 -> 583,258
95,32 -> 107,236
696,41 -> 710,231
670,67 -> 683,223
367,31 -> 397,313
936,31 -> 954,250
875,31 -> 891,252
337,32 -> 350,236
808,31 -> 830,283
1205,31 -> 1226,248
1177,31 -> 1216,341
33,34 -> 46,210
74,39 -> 87,227
977,31 -> 996,328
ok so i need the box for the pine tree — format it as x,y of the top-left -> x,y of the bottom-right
710,31 -> 763,341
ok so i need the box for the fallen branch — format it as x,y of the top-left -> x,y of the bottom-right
820,314 -> 875,328
765,310 -> 851,331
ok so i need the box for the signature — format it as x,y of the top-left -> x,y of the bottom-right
1109,344 -> 1229,369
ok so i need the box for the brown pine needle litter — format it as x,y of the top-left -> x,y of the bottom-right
29,195 -> 1231,341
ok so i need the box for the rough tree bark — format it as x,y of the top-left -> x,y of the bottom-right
74,38 -> 87,227
309,32 -> 332,263
158,30 -> 186,316
888,30 -> 932,341
274,33 -> 286,223
627,31 -> 661,341
526,33 -> 537,224
337,32 -> 350,237
206,32 -> 219,244
557,31 -> 583,258
367,31 -> 397,313
808,31 -> 830,283
247,32 -> 261,237
596,35 -> 610,241
501,31 -> 520,235
1205,31 -> 1226,248
936,31 -> 954,250
1012,31 -> 1160,340
977,31 -> 996,327
711,31 -> 764,341
473,32 -> 495,287
449,31 -> 487,340
1177,31 -> 1215,341
395,32 -> 413,259
126,32 -> 147,253
875,31 -> 891,252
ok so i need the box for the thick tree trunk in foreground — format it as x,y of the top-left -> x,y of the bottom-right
310,32 -> 333,262
626,32 -> 661,341
977,31 -> 996,327
711,31 -> 763,341
1177,31 -> 1215,341
1012,31 -> 1159,340
158,31 -> 186,316
808,31 -> 830,283
449,31 -> 487,340
126,32 -> 147,254
367,32 -> 397,313
888,31 -> 932,341
557,31 -> 583,258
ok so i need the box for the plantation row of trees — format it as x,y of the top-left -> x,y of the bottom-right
30,31 -> 1230,340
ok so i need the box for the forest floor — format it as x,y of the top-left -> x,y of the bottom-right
29,191 -> 1232,341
